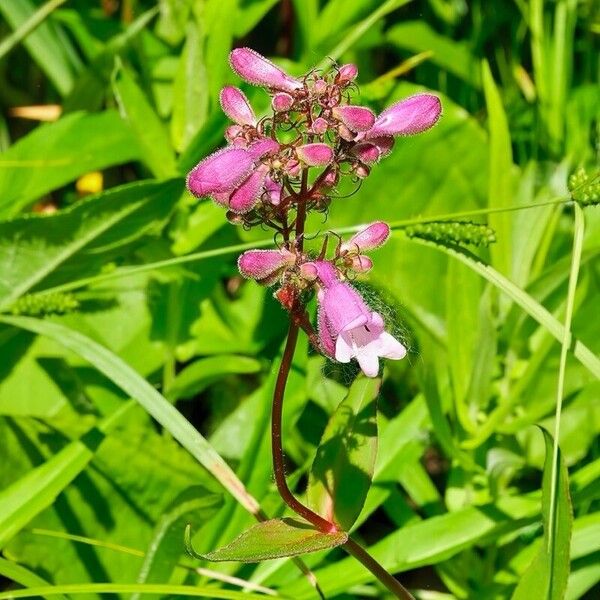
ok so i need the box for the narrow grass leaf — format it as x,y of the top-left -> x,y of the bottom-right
511,428 -> 573,599
0,315 -> 262,516
0,558 -> 68,600
0,401 -> 131,548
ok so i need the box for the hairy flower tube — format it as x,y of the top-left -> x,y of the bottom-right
187,47 -> 441,376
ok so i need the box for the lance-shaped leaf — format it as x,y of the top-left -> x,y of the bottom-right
307,375 -> 380,531
511,428 -> 573,600
185,518 -> 347,562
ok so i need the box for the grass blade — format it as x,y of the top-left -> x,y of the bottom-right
0,558 -> 68,600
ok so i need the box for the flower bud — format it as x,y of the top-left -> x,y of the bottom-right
272,92 -> 294,112
238,248 -> 295,282
247,137 -> 280,159
224,124 -> 244,144
187,147 -> 254,196
348,255 -> 373,272
285,159 -> 301,177
355,163 -> 370,179
313,79 -> 328,94
368,93 -> 441,137
229,47 -> 302,93
219,86 -> 256,126
351,142 -> 381,164
311,117 -> 328,135
296,143 -> 334,166
336,63 -> 358,84
338,124 -> 355,141
319,169 -> 339,190
299,262 -> 318,281
341,221 -> 390,253
332,105 -> 375,132
264,176 -> 283,205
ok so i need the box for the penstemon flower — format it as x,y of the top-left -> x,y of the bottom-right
187,48 -> 441,376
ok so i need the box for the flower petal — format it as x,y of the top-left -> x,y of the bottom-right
332,105 -> 375,132
228,168 -> 267,213
341,222 -> 390,253
368,94 -> 441,137
296,143 -> 334,166
219,86 -> 256,126
229,47 -> 302,92
187,147 -> 254,196
238,248 -> 294,280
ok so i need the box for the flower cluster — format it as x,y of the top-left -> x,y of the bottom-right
187,48 -> 442,377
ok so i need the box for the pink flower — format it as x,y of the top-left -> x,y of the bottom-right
220,86 -> 256,126
229,47 -> 302,93
238,248 -> 295,284
341,222 -> 390,253
309,261 -> 406,377
336,63 -> 358,84
296,143 -> 334,166
187,139 -> 281,213
187,147 -> 254,196
366,93 -> 441,138
332,105 -> 375,133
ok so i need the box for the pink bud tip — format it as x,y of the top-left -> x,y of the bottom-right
296,143 -> 334,166
299,262 -> 318,281
224,124 -> 244,144
187,147 -> 254,197
272,92 -> 294,112
338,124 -> 356,141
350,255 -> 373,272
264,176 -> 283,205
369,93 -> 442,137
313,79 -> 328,94
311,117 -> 328,135
336,63 -> 358,84
355,164 -> 370,178
229,47 -> 302,93
351,142 -> 381,164
341,221 -> 390,253
238,249 -> 295,281
332,105 -> 375,132
219,86 -> 256,126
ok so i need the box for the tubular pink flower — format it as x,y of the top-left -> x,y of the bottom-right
220,86 -> 256,126
296,143 -> 334,166
341,222 -> 390,253
228,168 -> 268,213
187,147 -> 254,197
229,47 -> 302,93
238,248 -> 295,282
366,93 -> 441,137
309,261 -> 406,376
332,105 -> 375,132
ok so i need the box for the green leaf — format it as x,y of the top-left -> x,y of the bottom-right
0,557 -> 68,600
0,315 -> 261,517
166,355 -> 262,401
0,0 -> 75,95
0,584 -> 270,600
0,401 -> 131,548
186,518 -> 348,562
112,64 -> 178,179
171,21 -> 209,152
307,375 -> 380,531
0,178 -> 183,311
511,428 -> 573,600
482,60 -> 515,279
387,20 -> 480,88
131,489 -> 223,600
0,111 -> 142,217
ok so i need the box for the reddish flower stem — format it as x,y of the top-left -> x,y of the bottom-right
270,168 -> 415,599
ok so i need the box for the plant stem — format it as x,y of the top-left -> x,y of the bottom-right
271,319 -> 335,532
343,537 -> 415,600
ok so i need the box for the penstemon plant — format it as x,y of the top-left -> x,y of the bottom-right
184,47 -> 441,599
